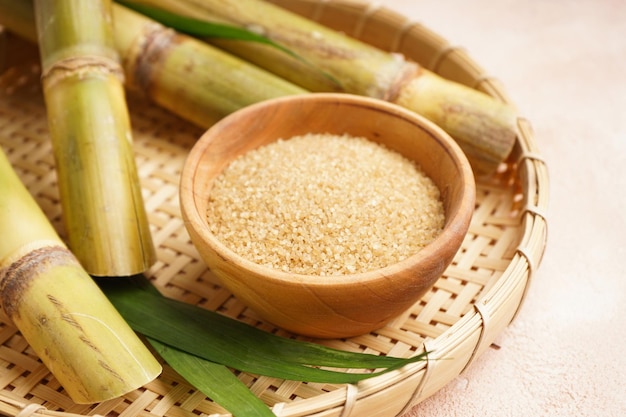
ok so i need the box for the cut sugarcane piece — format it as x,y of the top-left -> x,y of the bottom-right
34,0 -> 155,276
0,0 -> 513,173
132,0 -> 517,175
394,69 -> 517,175
0,0 -> 307,129
0,147 -> 161,404
112,4 -> 307,127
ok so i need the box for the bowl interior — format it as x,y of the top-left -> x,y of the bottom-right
184,93 -> 473,279
180,93 -> 475,337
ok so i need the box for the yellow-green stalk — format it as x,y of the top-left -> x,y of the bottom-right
0,147 -> 161,404
0,0 -> 306,129
34,0 -> 155,276
136,0 -> 518,175
112,4 -> 306,127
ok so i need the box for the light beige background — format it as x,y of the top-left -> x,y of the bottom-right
376,0 -> 626,416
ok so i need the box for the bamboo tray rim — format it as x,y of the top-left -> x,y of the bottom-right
0,1 -> 549,416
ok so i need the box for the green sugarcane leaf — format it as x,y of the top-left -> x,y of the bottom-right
99,276 -> 427,384
149,338 -> 277,417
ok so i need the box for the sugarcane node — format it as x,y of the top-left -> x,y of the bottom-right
0,245 -> 73,319
41,55 -> 125,88
386,61 -> 420,102
129,25 -> 177,93
393,68 -> 518,175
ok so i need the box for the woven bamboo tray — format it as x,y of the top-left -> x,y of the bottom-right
0,1 -> 549,416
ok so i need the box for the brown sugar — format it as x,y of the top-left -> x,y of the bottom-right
206,133 -> 444,276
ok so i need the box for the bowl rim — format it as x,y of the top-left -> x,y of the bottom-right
180,93 -> 476,287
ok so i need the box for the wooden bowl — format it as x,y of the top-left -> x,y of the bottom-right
180,93 -> 475,338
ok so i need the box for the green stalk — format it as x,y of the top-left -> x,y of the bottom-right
1,0 -> 517,174
0,147 -> 161,404
125,0 -> 411,97
0,0 -> 307,129
112,3 -> 306,127
129,0 -> 518,175
34,0 -> 155,276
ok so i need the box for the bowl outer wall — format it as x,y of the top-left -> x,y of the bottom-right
179,93 -> 475,338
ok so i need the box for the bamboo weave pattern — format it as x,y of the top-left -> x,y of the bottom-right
0,1 -> 548,416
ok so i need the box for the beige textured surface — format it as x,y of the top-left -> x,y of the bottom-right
388,0 -> 626,416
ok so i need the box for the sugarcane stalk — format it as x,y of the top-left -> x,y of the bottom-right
125,0 -> 414,97
0,0 -> 512,173
0,0 -> 306,129
394,69 -> 517,175
112,4 -> 307,127
33,0 -> 155,276
0,147 -> 161,404
132,0 -> 518,175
